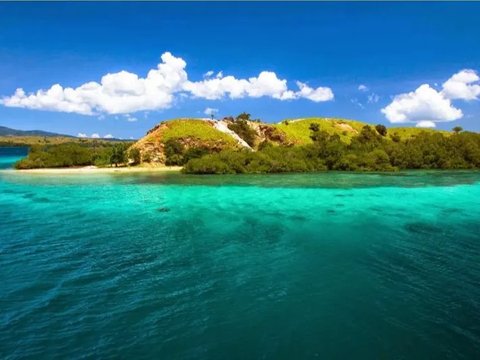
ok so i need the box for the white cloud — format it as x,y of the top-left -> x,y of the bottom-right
78,132 -> 110,138
382,84 -> 462,125
203,70 -> 214,78
124,114 -> 138,122
2,52 -> 186,115
358,84 -> 368,92
183,72 -> 333,102
351,98 -> 365,109
184,71 -> 294,100
204,107 -> 218,116
295,81 -> 334,102
416,121 -> 436,128
441,69 -> 480,100
1,52 -> 334,115
367,93 -> 379,104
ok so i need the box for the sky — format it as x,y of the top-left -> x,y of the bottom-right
0,2 -> 480,139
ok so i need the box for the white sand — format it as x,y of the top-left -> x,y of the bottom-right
7,165 -> 182,175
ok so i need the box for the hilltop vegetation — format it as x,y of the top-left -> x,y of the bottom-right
0,135 -> 81,147
0,135 -> 128,147
184,122 -> 480,174
274,118 -> 367,144
272,118 -> 453,145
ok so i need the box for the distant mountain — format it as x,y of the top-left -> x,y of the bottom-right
0,125 -> 74,137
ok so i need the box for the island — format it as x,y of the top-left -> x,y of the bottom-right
5,113 -> 480,174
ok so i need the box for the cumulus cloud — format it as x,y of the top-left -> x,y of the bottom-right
2,52 -> 186,115
103,134 -> 113,139
204,107 -> 218,116
77,133 -> 87,138
382,69 -> 480,126
184,71 -> 312,101
295,81 -> 334,102
91,133 -> 100,138
381,84 -> 462,127
416,121 -> 436,128
1,52 -> 334,115
441,69 -> 480,100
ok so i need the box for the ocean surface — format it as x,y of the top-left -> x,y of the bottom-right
1,147 -> 480,359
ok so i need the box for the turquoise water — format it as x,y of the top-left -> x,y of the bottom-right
1,149 -> 480,359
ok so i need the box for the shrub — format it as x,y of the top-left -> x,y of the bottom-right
227,119 -> 257,147
375,124 -> 388,136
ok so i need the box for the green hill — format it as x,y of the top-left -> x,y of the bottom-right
132,119 -> 241,164
132,117 -> 458,166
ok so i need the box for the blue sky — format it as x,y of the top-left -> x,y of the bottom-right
1,2 -> 479,139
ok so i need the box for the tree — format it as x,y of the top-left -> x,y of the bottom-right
109,144 -> 126,167
453,126 -> 463,134
164,138 -> 185,165
227,118 -> 257,147
309,123 -> 320,132
129,148 -> 141,165
236,112 -> 251,121
375,124 -> 387,136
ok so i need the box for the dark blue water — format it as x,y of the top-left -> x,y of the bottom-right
1,151 -> 480,359
0,147 -> 28,169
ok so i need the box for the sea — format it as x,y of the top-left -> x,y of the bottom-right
1,147 -> 479,359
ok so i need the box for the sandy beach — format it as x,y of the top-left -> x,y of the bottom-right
5,165 -> 183,174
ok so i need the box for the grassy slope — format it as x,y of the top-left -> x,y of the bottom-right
144,119 -> 238,145
387,127 -> 451,140
274,117 -> 452,144
0,136 -> 129,146
274,118 -> 368,144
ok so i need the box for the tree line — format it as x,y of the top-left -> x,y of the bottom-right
15,141 -> 139,169
183,124 -> 480,174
